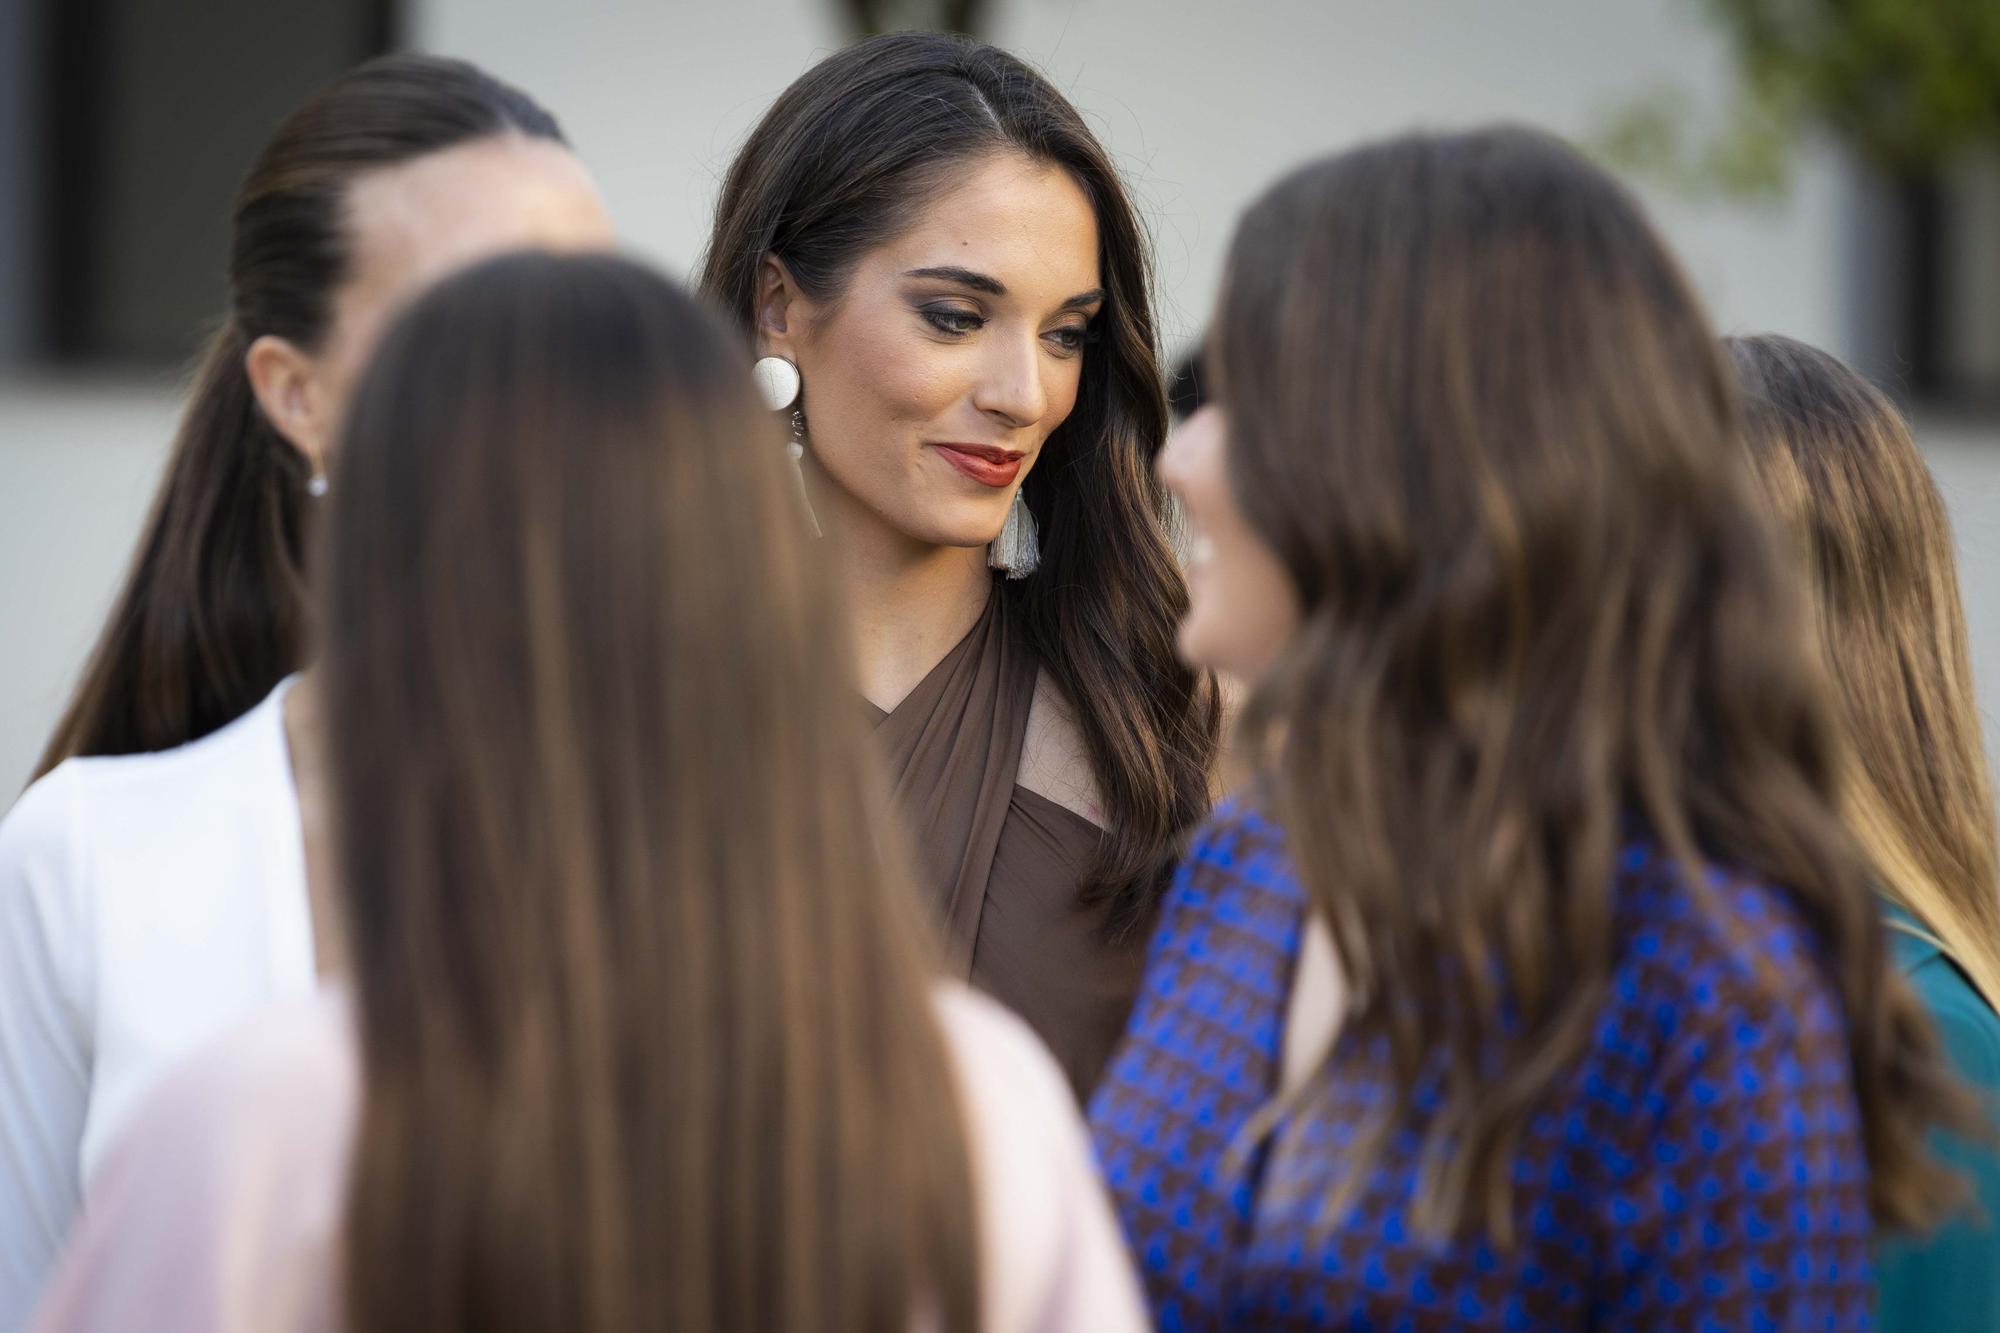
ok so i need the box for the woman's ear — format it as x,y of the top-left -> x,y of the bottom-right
244,334 -> 332,480
755,256 -> 804,362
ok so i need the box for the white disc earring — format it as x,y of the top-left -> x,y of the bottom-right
751,355 -> 801,411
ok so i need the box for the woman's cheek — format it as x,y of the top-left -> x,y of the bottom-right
881,346 -> 968,425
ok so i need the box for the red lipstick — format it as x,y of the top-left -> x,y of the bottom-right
931,443 -> 1024,488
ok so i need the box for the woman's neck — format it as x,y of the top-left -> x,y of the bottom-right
824,484 -> 995,714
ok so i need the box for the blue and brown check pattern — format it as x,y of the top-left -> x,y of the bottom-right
1088,799 -> 1875,1331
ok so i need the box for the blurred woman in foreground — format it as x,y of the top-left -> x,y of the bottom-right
34,253 -> 1145,1333
1731,332 -> 2000,1333
1090,128 -> 1965,1330
0,57 -> 611,1325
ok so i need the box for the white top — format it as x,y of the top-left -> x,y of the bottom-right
32,985 -> 1148,1333
0,680 -> 314,1329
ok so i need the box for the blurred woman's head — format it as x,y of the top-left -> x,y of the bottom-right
325,251 -> 975,1332
1161,125 -> 1956,1238
1730,332 -> 2000,1013
38,54 -> 611,773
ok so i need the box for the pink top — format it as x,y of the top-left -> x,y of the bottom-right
34,986 -> 1147,1333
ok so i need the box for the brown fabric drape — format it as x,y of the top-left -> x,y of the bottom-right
868,585 -> 1150,1099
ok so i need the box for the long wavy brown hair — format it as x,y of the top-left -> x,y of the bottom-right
1730,333 -> 2000,1013
700,31 -> 1217,933
35,56 -> 566,779
325,252 -> 976,1331
1217,127 -> 1962,1239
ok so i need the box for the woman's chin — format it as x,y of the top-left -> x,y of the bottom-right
878,512 -> 1010,553
1175,615 -> 1220,674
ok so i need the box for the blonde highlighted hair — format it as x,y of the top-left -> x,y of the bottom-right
1730,333 -> 2000,1015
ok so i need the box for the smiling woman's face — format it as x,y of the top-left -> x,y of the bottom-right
759,151 -> 1103,551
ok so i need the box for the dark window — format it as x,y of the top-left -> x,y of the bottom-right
40,0 -> 396,366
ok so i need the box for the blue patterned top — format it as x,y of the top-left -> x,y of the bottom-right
1087,799 -> 1875,1331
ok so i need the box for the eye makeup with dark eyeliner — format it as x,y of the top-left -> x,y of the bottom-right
917,303 -> 985,336
902,265 -> 1105,344
914,303 -> 1096,358
1046,322 -> 1095,356
908,290 -> 1101,361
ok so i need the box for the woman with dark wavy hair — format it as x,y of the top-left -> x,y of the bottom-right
1731,332 -> 2000,1333
1089,128 -> 1966,1329
701,32 -> 1218,1099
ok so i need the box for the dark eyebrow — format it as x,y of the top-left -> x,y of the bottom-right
904,265 -> 1006,295
904,266 -> 1105,312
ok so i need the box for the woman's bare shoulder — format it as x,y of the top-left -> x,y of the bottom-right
1015,672 -> 1106,828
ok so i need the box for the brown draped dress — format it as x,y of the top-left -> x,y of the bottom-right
866,582 -> 1151,1101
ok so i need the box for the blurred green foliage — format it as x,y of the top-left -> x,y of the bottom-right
1598,0 -> 2000,198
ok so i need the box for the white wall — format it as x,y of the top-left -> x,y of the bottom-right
408,0 -> 847,282
413,0 -> 1858,359
2,0 -> 1995,795
0,378 -> 181,792
989,0 -> 1853,359
1927,427 -> 2000,771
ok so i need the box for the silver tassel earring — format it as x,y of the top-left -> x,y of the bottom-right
751,355 -> 821,538
987,491 -> 1039,578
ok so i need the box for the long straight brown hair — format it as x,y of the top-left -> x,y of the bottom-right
1730,333 -> 2000,1013
700,31 -> 1216,933
325,253 -> 976,1332
34,56 -> 564,779
1216,127 -> 1962,1239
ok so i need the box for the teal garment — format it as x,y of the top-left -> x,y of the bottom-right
1877,900 -> 2000,1332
